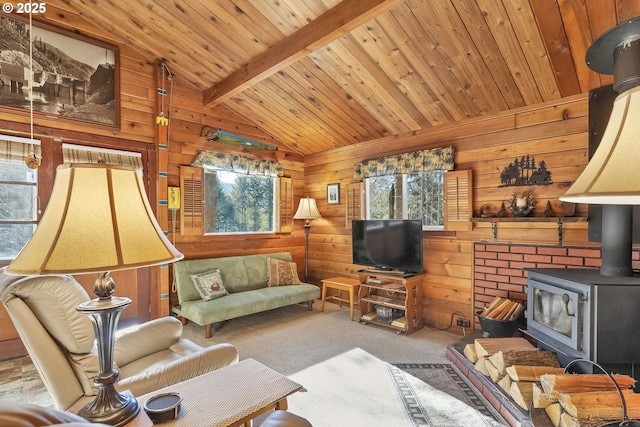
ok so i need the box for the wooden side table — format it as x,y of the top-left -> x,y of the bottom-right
321,277 -> 361,321
72,359 -> 303,427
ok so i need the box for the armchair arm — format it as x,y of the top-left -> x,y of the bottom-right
114,317 -> 183,367
116,343 -> 239,397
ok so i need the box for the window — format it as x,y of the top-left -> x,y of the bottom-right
204,170 -> 275,234
0,160 -> 38,260
366,171 -> 444,230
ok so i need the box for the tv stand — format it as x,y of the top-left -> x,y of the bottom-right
357,271 -> 424,335
359,268 -> 415,278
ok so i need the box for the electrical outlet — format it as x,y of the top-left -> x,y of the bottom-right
456,318 -> 470,328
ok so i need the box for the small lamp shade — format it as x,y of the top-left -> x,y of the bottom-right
6,163 -> 183,276
560,85 -> 640,205
293,197 -> 322,220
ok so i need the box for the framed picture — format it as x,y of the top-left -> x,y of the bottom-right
0,16 -> 119,128
327,183 -> 340,205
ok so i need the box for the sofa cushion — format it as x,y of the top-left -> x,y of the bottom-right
267,258 -> 301,287
190,269 -> 228,301
174,284 -> 320,326
243,252 -> 294,289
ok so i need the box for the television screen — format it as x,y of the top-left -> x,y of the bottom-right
352,219 -> 423,274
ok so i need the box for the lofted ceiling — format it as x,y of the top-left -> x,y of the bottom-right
43,0 -> 640,156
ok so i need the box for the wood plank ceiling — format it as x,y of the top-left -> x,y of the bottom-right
42,0 -> 640,156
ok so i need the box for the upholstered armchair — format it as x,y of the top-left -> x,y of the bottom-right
0,269 -> 239,412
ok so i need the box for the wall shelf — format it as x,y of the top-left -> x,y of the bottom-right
470,217 -> 586,245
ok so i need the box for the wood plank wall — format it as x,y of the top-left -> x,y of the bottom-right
161,79 -> 308,311
304,93 -> 592,334
0,11 -> 306,359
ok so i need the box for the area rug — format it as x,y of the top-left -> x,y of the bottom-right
287,348 -> 507,427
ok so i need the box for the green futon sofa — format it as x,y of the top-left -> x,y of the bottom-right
172,252 -> 320,338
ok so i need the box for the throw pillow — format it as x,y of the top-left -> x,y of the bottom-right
190,269 -> 229,301
267,257 -> 301,287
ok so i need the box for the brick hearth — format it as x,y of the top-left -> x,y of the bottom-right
458,242 -> 640,426
446,336 -> 534,427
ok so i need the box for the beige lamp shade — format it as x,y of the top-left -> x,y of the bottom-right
6,163 -> 183,276
560,85 -> 640,204
293,197 -> 322,220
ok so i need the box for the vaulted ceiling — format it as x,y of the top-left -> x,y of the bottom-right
43,0 -> 640,156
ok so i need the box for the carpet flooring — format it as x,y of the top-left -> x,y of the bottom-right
392,363 -> 505,425
287,347 -> 507,427
1,302 -> 508,426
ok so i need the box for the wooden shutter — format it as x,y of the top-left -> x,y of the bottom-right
444,169 -> 472,231
278,177 -> 293,233
180,166 -> 204,236
345,182 -> 365,228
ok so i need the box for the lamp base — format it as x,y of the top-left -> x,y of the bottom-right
77,296 -> 140,426
78,390 -> 139,426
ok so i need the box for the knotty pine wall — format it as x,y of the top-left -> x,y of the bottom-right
304,93 -> 595,334
0,13 -> 306,359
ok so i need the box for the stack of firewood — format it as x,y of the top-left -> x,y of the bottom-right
479,296 -> 524,321
463,337 -> 639,426
539,373 -> 637,427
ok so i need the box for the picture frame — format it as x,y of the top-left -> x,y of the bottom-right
327,183 -> 340,205
0,16 -> 120,128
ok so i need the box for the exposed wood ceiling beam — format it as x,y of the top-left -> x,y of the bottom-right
203,0 -> 406,108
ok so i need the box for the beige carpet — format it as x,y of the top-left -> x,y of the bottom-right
181,302 -> 459,375
286,347 -> 506,427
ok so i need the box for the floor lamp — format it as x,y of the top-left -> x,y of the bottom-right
293,197 -> 322,281
6,164 -> 183,426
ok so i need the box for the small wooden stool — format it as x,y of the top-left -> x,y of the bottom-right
321,277 -> 361,321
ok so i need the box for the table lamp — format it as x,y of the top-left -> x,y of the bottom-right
293,197 -> 321,280
6,163 -> 183,426
560,17 -> 640,276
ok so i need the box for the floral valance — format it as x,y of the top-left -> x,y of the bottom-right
191,151 -> 283,177
1,136 -> 41,164
353,146 -> 454,181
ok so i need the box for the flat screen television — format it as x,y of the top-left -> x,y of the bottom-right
351,219 -> 423,274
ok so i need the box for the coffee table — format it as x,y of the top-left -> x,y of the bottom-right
123,358 -> 303,427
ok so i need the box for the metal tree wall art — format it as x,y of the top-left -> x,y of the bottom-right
499,155 -> 552,187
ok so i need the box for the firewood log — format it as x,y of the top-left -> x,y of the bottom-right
475,357 -> 489,376
559,412 -> 580,427
559,412 -> 603,427
540,374 -> 636,398
489,349 -> 559,375
507,365 -> 565,382
532,382 -> 557,409
474,337 -> 536,359
510,381 -> 534,410
463,343 -> 478,363
558,388 -> 640,419
545,402 -> 562,427
485,358 -> 502,382
487,298 -> 514,319
497,374 -> 512,393
480,296 -> 505,317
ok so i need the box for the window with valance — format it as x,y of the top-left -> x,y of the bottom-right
184,151 -> 291,235
0,135 -> 41,260
347,146 -> 470,231
353,146 -> 454,181
191,150 -> 283,177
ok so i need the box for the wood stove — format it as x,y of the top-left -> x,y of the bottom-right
524,268 -> 640,378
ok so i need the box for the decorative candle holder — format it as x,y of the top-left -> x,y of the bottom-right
507,191 -> 535,217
